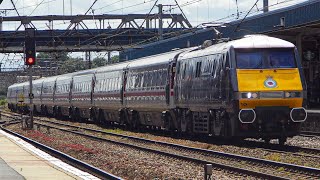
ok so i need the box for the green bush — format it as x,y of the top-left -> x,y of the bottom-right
0,98 -> 7,106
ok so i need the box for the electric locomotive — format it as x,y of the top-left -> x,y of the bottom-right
173,35 -> 306,144
7,35 -> 307,144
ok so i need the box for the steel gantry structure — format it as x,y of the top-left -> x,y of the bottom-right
0,13 -> 193,53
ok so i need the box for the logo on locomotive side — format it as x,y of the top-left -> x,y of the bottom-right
264,76 -> 277,88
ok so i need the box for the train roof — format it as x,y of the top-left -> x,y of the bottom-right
228,35 -> 295,49
95,61 -> 129,73
33,78 -> 45,84
179,35 -> 295,60
56,75 -> 73,81
42,76 -> 58,84
127,48 -> 192,69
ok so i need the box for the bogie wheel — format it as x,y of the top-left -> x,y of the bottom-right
72,109 -> 80,122
99,111 -> 107,127
278,137 -> 287,145
91,109 -> 99,124
264,138 -> 271,144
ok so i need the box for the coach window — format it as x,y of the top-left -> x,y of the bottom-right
154,70 -> 160,87
99,79 -> 102,92
150,70 -> 155,89
146,71 -> 151,88
82,83 -> 85,93
134,73 -> 139,89
37,86 -> 41,95
113,78 -> 116,91
212,55 -> 218,78
85,82 -> 88,92
195,61 -> 202,78
117,76 -> 120,91
225,53 -> 230,68
108,78 -> 112,92
104,79 -> 108,91
79,83 -> 83,93
115,78 -> 118,91
95,80 -> 99,92
107,78 -> 111,91
102,79 -> 105,92
114,77 -> 116,91
102,79 -> 106,91
202,56 -> 213,76
182,62 -> 187,79
216,54 -> 222,77
103,79 -> 107,92
162,68 -> 167,85
111,78 -> 114,91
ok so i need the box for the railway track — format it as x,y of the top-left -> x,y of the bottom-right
0,121 -> 121,180
34,115 -> 320,159
3,110 -> 320,158
32,119 -> 320,179
3,111 -> 320,179
300,131 -> 320,137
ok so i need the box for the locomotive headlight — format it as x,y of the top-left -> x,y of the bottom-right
285,91 -> 302,98
241,92 -> 258,99
285,92 -> 291,98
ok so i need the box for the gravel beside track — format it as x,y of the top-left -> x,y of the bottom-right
287,135 -> 320,149
34,116 -> 320,169
3,111 -> 320,179
6,123 -> 244,179
33,120 -> 320,179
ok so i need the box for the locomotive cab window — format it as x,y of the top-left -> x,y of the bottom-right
236,48 -> 296,69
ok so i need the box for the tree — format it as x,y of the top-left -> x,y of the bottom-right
58,57 -> 86,74
92,57 -> 106,68
37,52 -> 68,61
109,55 -> 119,64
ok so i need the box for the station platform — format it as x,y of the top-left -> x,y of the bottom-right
0,129 -> 99,180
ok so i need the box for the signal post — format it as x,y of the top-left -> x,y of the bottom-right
24,28 -> 36,129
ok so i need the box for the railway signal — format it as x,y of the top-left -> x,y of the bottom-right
25,28 -> 36,66
25,28 -> 35,129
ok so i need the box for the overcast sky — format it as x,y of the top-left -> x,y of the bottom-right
0,0 -> 308,68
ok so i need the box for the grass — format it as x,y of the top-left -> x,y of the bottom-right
0,98 -> 7,106
266,153 -> 281,162
104,128 -> 125,134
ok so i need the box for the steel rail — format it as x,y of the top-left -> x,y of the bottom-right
3,111 -> 320,178
0,122 -> 121,180
3,111 -> 320,159
38,118 -> 320,161
300,131 -> 320,137
33,121 -> 287,179
37,120 -> 320,178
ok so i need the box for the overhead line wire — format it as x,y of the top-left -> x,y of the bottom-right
94,0 -> 123,11
29,0 -> 46,16
103,0 -> 157,14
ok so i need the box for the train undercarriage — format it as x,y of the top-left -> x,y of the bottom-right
9,103 -> 305,145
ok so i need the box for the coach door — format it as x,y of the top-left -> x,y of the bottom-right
91,75 -> 96,106
121,68 -> 128,106
167,60 -> 176,107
